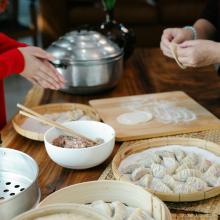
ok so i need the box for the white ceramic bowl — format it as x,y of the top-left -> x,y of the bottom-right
44,121 -> 115,169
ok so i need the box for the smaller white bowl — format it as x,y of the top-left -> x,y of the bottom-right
44,121 -> 115,169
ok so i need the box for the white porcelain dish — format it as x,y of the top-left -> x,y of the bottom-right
44,121 -> 115,169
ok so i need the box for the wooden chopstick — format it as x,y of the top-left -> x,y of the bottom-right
17,104 -> 98,144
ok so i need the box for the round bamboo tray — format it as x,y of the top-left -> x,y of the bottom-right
39,180 -> 171,220
112,137 -> 220,202
13,203 -> 109,220
12,103 -> 100,141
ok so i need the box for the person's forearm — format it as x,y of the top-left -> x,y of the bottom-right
0,33 -> 27,53
0,48 -> 25,80
211,42 -> 220,64
193,19 -> 216,40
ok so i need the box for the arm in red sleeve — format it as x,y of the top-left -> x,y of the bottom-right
0,33 -> 27,53
0,48 -> 25,80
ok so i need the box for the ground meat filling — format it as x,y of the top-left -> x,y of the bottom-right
53,135 -> 97,148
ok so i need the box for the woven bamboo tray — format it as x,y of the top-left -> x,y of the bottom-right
112,137 -> 220,202
12,103 -> 100,141
39,180 -> 171,220
13,203 -> 109,220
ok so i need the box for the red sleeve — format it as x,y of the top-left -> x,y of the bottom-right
0,48 -> 25,80
0,33 -> 27,53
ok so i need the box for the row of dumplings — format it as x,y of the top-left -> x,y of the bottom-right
87,200 -> 154,220
119,149 -> 220,194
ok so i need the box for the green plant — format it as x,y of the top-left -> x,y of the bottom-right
102,0 -> 116,11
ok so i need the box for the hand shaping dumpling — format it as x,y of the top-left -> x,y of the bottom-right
173,169 -> 201,182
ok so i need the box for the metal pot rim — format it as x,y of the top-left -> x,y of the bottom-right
52,52 -> 124,66
0,147 -> 39,204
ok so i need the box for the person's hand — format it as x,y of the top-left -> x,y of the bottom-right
176,40 -> 220,67
160,28 -> 194,58
18,46 -> 65,90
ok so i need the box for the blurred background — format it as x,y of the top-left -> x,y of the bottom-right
1,0 -> 209,119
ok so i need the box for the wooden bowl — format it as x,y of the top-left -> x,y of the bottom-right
39,180 -> 171,220
12,103 -> 100,141
13,203 -> 109,220
112,137 -> 220,202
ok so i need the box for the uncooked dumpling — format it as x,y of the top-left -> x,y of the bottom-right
121,163 -> 139,174
186,177 -> 208,191
174,182 -> 196,194
162,175 -> 177,190
197,158 -> 212,173
181,153 -> 198,167
131,167 -> 151,181
150,178 -> 173,193
111,201 -> 127,220
173,169 -> 201,182
127,208 -> 154,220
138,174 -> 152,188
174,150 -> 186,162
90,200 -> 112,217
151,163 -> 167,178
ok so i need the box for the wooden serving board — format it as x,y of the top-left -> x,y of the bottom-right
89,91 -> 220,141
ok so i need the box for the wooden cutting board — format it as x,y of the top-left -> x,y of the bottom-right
89,91 -> 220,141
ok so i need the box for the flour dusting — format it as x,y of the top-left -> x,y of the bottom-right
119,99 -> 196,125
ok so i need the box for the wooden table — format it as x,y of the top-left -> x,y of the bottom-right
2,48 -> 220,220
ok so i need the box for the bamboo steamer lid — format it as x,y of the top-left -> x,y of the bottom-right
112,137 -> 220,202
13,203 -> 109,220
39,180 -> 171,220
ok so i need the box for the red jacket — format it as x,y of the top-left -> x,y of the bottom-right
0,33 -> 26,130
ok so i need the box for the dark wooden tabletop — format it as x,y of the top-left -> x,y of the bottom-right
2,48 -> 220,219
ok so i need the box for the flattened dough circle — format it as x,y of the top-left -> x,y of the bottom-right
117,111 -> 153,125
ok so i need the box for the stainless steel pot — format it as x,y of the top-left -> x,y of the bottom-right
47,30 -> 124,94
0,148 -> 40,220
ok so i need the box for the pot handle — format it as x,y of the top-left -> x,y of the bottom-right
49,61 -> 68,69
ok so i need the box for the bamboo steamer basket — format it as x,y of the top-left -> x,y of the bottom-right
112,137 -> 220,202
39,180 -> 171,220
13,203 -> 110,220
12,103 -> 100,141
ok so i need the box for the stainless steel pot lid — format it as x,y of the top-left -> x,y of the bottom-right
47,30 -> 123,62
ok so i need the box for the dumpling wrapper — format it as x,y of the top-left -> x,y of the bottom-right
169,42 -> 187,69
117,111 -> 153,125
